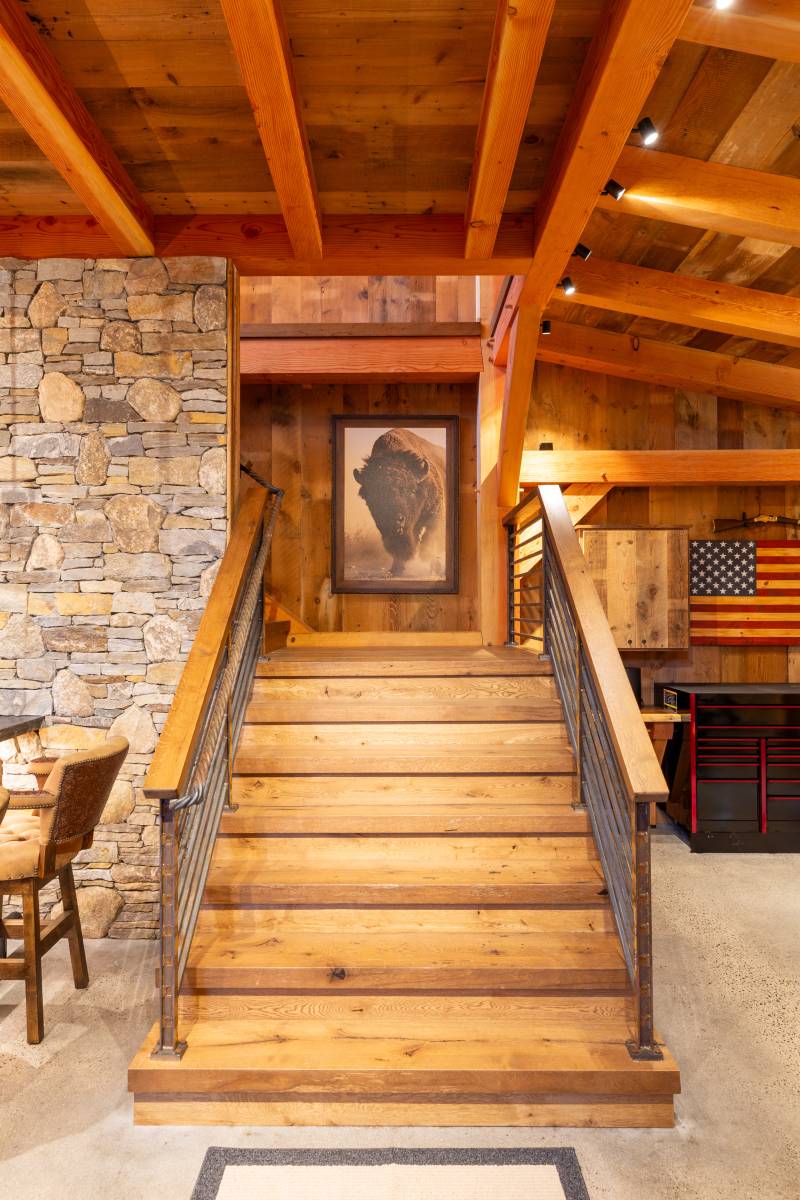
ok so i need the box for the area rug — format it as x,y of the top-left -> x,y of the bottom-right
191,1147 -> 591,1200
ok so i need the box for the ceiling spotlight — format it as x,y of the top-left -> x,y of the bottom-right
540,319 -> 552,335
573,242 -> 592,260
559,277 -> 576,296
633,117 -> 659,146
602,178 -> 626,201
714,0 -> 735,9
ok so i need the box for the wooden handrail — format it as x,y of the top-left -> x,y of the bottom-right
538,484 -> 667,806
144,487 -> 268,800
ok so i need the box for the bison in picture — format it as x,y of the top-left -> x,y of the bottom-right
353,427 -> 446,576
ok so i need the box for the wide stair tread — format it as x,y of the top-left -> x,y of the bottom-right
184,906 -> 627,992
223,774 -> 585,834
130,993 -> 679,1099
257,646 -> 551,676
205,833 -> 605,906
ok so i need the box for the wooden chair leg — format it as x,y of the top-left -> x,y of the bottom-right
22,880 -> 44,1045
58,866 -> 88,989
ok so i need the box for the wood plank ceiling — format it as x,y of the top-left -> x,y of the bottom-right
1,0 -> 799,489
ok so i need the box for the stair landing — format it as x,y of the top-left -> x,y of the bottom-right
129,645 -> 679,1126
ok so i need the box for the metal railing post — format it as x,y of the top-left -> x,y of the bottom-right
151,801 -> 186,1059
541,530 -> 551,660
506,522 -> 516,646
628,798 -> 662,1060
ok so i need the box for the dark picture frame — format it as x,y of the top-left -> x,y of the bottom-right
331,415 -> 459,594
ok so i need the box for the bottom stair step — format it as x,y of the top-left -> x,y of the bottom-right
129,993 -> 679,1125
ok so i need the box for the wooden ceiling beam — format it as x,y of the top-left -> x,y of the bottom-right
599,146 -> 800,245
241,335 -> 484,382
567,257 -> 800,349
680,2 -> 800,66
537,319 -> 800,409
0,0 -> 153,255
495,0 -> 693,502
498,305 -> 540,506
521,449 -> 800,488
465,0 -> 555,258
0,213 -> 533,275
218,0 -> 322,260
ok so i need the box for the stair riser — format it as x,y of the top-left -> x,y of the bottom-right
220,810 -> 589,834
234,755 -> 576,774
134,1097 -> 675,1128
183,967 -> 629,991
130,1068 -> 680,1098
244,701 -> 564,723
203,884 -> 609,905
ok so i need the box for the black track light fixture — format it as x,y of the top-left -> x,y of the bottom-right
602,178 -> 626,201
558,277 -> 576,296
540,319 -> 552,336
573,242 -> 592,261
632,117 -> 659,146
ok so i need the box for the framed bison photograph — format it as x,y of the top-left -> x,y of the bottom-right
332,415 -> 459,594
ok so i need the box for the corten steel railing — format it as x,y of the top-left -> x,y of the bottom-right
144,478 -> 282,1058
503,484 -> 668,1059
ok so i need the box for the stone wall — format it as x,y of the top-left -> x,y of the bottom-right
0,255 -> 230,938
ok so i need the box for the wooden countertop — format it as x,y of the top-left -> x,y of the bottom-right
641,709 -> 690,723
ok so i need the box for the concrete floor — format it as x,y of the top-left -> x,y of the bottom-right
1,832 -> 798,1200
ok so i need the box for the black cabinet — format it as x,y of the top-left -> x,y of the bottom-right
655,684 -> 800,852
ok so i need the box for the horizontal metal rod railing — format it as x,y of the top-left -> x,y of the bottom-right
504,484 -> 667,1058
145,476 -> 282,1058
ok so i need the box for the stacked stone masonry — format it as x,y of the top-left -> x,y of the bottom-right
0,256 -> 230,939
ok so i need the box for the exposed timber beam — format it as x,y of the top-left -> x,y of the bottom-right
537,319 -> 800,409
218,0 -> 322,259
517,0 -> 694,313
599,146 -> 800,245
0,214 -> 533,276
0,0 -> 153,255
567,257 -> 800,349
680,2 -> 800,66
241,335 -> 484,382
493,0 -> 693,502
465,0 -> 555,258
521,449 -> 800,488
498,305 -> 540,505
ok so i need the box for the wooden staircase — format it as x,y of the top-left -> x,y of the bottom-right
129,644 -> 680,1126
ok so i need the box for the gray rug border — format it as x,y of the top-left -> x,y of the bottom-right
191,1146 -> 590,1200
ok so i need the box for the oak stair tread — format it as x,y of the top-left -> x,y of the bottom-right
234,720 -> 575,775
257,647 -> 551,676
223,773 -> 586,834
204,834 -> 606,907
130,993 -> 679,1098
184,906 -> 626,992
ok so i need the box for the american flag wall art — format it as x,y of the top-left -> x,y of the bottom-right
690,539 -> 800,645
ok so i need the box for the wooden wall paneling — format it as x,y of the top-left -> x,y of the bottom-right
270,383 -> 305,620
240,382 -> 479,633
525,363 -> 800,699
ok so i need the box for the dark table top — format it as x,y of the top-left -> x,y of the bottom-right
658,683 -> 800,696
0,715 -> 43,742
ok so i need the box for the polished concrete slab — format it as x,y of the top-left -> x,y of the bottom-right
1,833 -> 798,1200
